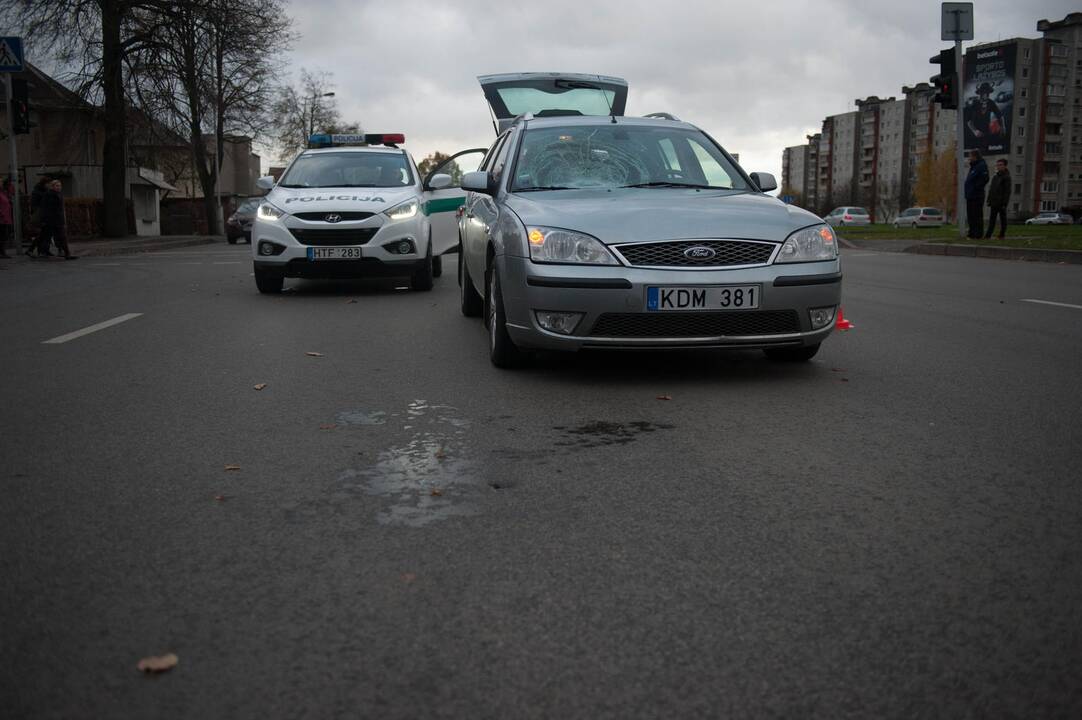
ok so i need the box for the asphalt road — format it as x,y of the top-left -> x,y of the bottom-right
1,245 -> 1081,718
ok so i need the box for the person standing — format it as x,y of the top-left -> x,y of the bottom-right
964,149 -> 989,239
27,177 -> 50,257
0,178 -> 13,259
985,159 -> 1011,241
39,180 -> 76,260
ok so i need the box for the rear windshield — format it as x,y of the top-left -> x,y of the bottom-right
510,125 -> 748,191
280,151 -> 413,188
497,87 -> 617,118
924,208 -> 943,215
849,207 -> 869,215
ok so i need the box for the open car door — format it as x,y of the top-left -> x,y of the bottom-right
421,148 -> 488,256
478,72 -> 628,133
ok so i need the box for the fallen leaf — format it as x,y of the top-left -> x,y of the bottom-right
319,423 -> 336,430
656,395 -> 672,401
214,494 -> 230,502
830,368 -> 846,373
224,464 -> 241,471
137,653 -> 178,674
839,378 -> 850,383
346,299 -> 357,304
400,572 -> 416,583
434,447 -> 446,459
430,488 -> 443,497
253,383 -> 267,391
305,351 -> 324,357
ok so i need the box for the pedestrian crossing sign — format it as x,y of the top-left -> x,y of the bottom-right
0,37 -> 25,73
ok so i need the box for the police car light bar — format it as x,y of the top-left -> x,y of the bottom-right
307,133 -> 406,148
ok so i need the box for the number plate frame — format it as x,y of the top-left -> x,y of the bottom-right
307,247 -> 364,261
646,285 -> 761,311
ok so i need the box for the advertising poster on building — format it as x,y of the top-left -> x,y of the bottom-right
963,44 -> 1016,155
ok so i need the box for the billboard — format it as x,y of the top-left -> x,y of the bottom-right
963,44 -> 1016,155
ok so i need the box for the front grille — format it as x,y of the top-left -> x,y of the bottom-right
613,240 -> 775,267
289,228 -> 379,246
589,310 -> 800,338
292,211 -> 375,222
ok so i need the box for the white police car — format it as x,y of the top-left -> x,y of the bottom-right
251,133 -> 486,293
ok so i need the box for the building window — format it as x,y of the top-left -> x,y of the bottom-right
1050,45 -> 1068,58
1017,146 -> 1023,154
1023,48 -> 1031,60
1046,143 -> 1063,154
1012,203 -> 1020,212
1041,200 -> 1058,211
1019,107 -> 1026,117
1042,181 -> 1059,193
1014,183 -> 1022,193
1020,127 -> 1026,137
1021,88 -> 1028,98
1022,68 -> 1029,78
1048,85 -> 1066,97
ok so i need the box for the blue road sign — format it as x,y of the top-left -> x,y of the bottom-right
781,194 -> 795,205
0,37 -> 25,73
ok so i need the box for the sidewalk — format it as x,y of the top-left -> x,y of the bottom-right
2,234 -> 223,261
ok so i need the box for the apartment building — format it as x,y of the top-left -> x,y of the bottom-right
781,11 -> 1082,221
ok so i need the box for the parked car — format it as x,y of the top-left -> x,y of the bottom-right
892,207 -> 944,228
1025,212 -> 1073,225
456,72 -> 842,368
824,206 -> 871,226
226,198 -> 261,243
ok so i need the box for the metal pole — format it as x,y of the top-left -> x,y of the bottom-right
955,40 -> 966,238
5,73 -> 22,254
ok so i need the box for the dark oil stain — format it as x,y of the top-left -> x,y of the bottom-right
555,421 -> 675,448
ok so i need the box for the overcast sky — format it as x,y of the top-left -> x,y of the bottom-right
273,0 -> 1074,181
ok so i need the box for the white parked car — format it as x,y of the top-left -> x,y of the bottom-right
892,207 -> 944,228
824,206 -> 871,226
1024,212 -> 1073,225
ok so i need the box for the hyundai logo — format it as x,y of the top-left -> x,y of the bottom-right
324,213 -> 342,223
684,245 -> 716,259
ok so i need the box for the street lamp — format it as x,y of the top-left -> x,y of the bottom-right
307,92 -> 335,138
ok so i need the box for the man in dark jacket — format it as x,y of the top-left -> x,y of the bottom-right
964,150 -> 989,239
985,158 -> 1011,240
38,180 -> 76,260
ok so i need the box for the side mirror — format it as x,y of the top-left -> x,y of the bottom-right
461,171 -> 493,195
749,172 -> 777,193
427,173 -> 452,190
256,175 -> 276,190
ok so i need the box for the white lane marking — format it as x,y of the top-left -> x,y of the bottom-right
1021,299 -> 1082,311
42,313 -> 144,344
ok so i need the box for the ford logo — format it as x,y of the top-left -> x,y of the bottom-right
684,246 -> 716,260
324,213 -> 342,223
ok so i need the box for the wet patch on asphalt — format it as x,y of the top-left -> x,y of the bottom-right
553,421 -> 675,449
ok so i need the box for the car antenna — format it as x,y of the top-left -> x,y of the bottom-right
600,75 -> 617,124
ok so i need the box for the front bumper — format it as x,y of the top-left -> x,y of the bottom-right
250,213 -> 427,278
497,254 -> 842,351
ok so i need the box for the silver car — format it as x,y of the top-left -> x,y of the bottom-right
456,73 -> 842,367
824,206 -> 871,226
1025,212 -> 1073,225
892,207 -> 944,228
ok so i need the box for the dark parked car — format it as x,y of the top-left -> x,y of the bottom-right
227,198 -> 261,243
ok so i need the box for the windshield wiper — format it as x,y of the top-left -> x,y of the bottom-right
620,181 -> 720,189
513,186 -> 575,192
278,183 -> 307,188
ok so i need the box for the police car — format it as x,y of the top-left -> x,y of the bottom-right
251,133 -> 484,293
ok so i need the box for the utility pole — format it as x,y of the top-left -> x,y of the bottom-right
941,3 -> 974,238
5,73 -> 22,254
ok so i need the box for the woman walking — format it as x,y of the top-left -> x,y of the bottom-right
26,177 -> 50,257
39,180 -> 76,260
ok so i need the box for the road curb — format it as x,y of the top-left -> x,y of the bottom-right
73,236 -> 221,257
904,243 -> 1082,264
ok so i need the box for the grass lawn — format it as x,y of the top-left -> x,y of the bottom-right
835,223 -> 1082,251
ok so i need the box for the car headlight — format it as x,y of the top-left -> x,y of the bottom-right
257,202 -> 286,221
384,198 -> 419,221
527,226 -> 617,265
776,224 -> 838,263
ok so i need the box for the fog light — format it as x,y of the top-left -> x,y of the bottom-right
258,241 -> 283,256
397,240 -> 413,254
809,306 -> 836,330
384,239 -> 415,255
535,310 -> 584,335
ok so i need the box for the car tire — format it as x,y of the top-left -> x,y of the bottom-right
487,264 -> 525,368
254,266 -> 284,294
911,222 -> 918,229
763,343 -> 821,362
227,236 -> 238,245
411,245 -> 434,292
433,255 -> 443,278
459,250 -> 483,317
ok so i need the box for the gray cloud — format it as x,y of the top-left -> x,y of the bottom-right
273,0 -> 1075,180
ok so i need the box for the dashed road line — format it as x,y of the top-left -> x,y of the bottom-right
42,313 -> 144,345
1020,298 -> 1082,311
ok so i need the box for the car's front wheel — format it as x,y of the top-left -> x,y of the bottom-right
459,249 -> 483,317
487,265 -> 524,368
763,343 -> 821,362
411,245 -> 434,292
227,236 -> 238,245
254,266 -> 283,294
433,255 -> 443,278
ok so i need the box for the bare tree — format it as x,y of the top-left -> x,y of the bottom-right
270,69 -> 359,162
5,0 -> 175,236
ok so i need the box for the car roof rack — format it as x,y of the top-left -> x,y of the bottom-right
643,112 -> 681,121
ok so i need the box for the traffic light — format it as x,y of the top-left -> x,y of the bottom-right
11,78 -> 30,134
929,48 -> 957,110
